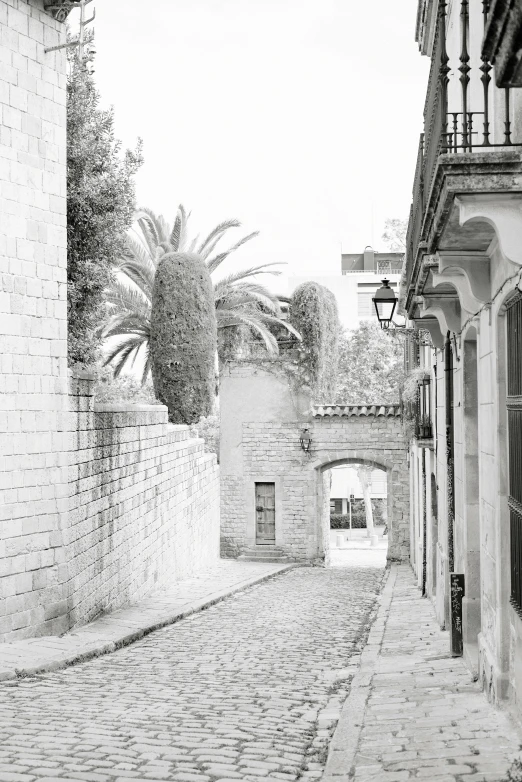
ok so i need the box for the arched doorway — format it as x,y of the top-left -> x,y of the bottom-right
326,461 -> 388,567
314,452 -> 406,565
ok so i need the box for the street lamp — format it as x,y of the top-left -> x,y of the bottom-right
299,426 -> 312,454
372,279 -> 397,330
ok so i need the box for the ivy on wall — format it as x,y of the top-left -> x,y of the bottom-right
289,282 -> 340,402
150,252 -> 217,424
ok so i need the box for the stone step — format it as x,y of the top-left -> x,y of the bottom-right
237,546 -> 292,563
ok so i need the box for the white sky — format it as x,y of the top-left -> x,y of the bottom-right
71,0 -> 429,292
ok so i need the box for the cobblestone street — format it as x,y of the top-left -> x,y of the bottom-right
0,567 -> 384,782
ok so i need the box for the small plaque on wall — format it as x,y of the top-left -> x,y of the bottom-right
450,573 -> 465,657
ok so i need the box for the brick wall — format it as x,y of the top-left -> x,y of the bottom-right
0,1 -> 69,639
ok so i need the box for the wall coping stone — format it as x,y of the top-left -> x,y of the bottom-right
313,404 -> 401,418
94,403 -> 167,413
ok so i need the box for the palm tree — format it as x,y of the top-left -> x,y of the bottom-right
101,206 -> 298,382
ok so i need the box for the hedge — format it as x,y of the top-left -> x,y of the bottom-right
150,252 -> 217,424
289,282 -> 340,400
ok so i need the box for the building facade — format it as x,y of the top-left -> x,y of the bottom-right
219,360 -> 409,564
402,0 -> 522,712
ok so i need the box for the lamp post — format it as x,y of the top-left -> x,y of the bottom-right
349,493 -> 355,535
299,426 -> 312,454
372,279 -> 398,329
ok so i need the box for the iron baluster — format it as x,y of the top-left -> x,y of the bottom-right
468,112 -> 474,151
440,0 -> 450,150
504,88 -> 513,145
480,0 -> 492,145
459,0 -> 471,151
451,113 -> 459,151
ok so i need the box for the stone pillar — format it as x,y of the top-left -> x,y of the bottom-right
0,1 -> 69,641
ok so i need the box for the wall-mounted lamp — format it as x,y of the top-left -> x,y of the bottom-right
299,426 -> 312,454
372,278 -> 398,329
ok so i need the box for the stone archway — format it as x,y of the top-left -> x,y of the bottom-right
312,449 -> 408,563
220,361 -> 410,562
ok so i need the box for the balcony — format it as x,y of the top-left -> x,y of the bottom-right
403,371 -> 433,443
404,0 -> 522,326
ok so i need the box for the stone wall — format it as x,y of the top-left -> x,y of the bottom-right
220,361 -> 409,562
66,375 -> 220,630
0,1 -> 69,640
0,373 -> 220,642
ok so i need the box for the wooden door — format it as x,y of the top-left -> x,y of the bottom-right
255,483 -> 275,544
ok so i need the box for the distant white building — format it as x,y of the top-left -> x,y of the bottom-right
288,246 -> 404,330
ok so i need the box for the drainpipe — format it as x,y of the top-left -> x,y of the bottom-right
422,447 -> 427,596
445,331 -> 455,573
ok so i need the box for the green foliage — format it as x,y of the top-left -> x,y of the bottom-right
93,366 -> 159,405
335,322 -> 404,404
330,498 -> 386,529
382,217 -> 408,252
402,367 -> 430,405
190,414 -> 220,457
504,757 -> 522,782
289,282 -> 340,401
101,207 -> 298,377
67,56 -> 142,366
330,512 -> 367,530
150,252 -> 217,424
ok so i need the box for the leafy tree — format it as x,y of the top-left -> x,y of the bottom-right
102,207 -> 298,379
289,282 -> 340,401
382,217 -> 408,253
67,56 -> 142,366
335,321 -> 404,404
150,252 -> 217,424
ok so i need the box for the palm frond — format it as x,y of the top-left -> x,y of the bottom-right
170,204 -> 186,251
206,231 -> 260,273
216,311 -> 279,354
104,279 -> 151,320
103,335 -> 148,378
141,346 -> 152,386
134,208 -> 163,255
211,263 -> 283,287
198,219 -> 241,257
214,288 -> 280,316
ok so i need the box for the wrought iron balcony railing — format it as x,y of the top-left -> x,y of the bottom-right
406,0 -> 522,279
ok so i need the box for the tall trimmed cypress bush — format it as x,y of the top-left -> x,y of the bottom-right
150,252 -> 217,424
289,282 -> 340,401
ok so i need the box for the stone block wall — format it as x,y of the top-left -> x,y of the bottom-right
0,0 -> 69,639
66,375 -> 220,630
220,360 -> 409,562
0,373 -> 220,642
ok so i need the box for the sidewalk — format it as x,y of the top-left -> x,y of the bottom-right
0,559 -> 294,682
323,564 -> 521,782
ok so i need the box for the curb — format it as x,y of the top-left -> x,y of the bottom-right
0,563 -> 298,682
321,564 -> 397,781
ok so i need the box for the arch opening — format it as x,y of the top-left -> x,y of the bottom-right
318,458 -> 390,569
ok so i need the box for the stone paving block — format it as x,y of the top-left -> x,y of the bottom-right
0,568 -> 383,782
323,565 -> 521,782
